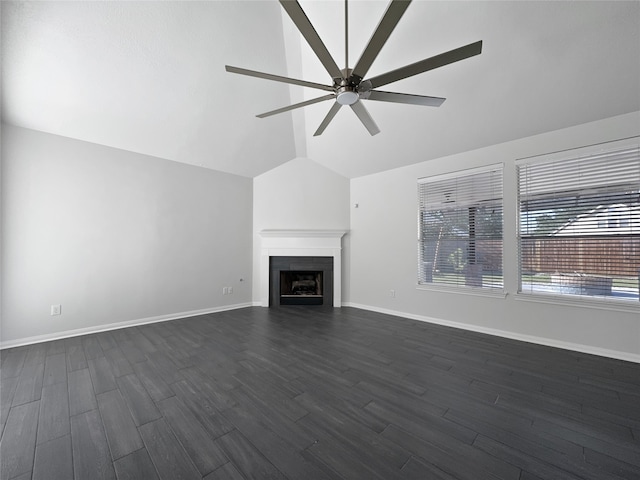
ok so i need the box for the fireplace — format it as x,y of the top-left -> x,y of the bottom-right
259,229 -> 346,307
270,256 -> 333,306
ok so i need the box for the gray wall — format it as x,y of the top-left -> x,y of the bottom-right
1,125 -> 253,345
348,112 -> 640,361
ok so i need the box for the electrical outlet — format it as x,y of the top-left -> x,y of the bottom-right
222,287 -> 228,295
51,304 -> 62,316
390,289 -> 396,298
228,287 -> 233,294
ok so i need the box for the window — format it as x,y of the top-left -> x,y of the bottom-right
418,165 -> 503,291
517,142 -> 640,302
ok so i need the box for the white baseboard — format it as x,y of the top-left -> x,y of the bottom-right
0,302 -> 253,350
343,302 -> 640,364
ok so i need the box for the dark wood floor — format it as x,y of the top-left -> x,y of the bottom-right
1,307 -> 639,480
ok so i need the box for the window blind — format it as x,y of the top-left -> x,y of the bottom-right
418,165 -> 503,290
517,144 -> 640,301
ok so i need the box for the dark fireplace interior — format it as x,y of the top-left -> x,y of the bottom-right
270,256 -> 333,306
280,271 -> 323,305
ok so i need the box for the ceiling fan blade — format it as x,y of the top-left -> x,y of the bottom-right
225,66 -> 334,92
314,102 -> 342,136
257,94 -> 335,118
279,0 -> 343,80
363,90 -> 445,107
351,0 -> 412,81
350,101 -> 380,136
366,40 -> 483,89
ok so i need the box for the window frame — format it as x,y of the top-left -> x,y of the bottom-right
515,137 -> 640,307
417,163 -> 505,295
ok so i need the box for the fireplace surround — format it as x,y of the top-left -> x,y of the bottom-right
259,229 -> 346,307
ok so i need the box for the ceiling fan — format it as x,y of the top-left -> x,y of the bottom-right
226,0 -> 482,136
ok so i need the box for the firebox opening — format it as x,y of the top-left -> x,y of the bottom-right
280,271 -> 323,305
269,256 -> 333,307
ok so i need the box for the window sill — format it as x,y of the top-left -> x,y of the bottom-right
416,283 -> 507,299
514,292 -> 640,313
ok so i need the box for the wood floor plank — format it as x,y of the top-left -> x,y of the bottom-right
301,434 -> 392,480
0,375 -> 18,436
530,419 -> 640,468
119,342 -> 148,365
381,423 -> 520,480
472,434 -> 592,480
215,429 -> 287,480
233,377 -> 308,422
498,392 -> 635,444
116,374 -> 161,426
0,401 -> 40,480
444,407 -> 582,461
113,448 -> 160,480
192,357 -> 241,391
96,332 -> 118,352
132,360 -> 175,403
68,368 -> 98,417
170,379 -> 235,440
37,382 -> 70,444
178,367 -> 237,411
88,356 -> 117,395
222,402 -> 335,479
364,399 -> 477,445
156,395 -> 228,476
584,446 -> 640,479
46,339 -> 67,356
66,344 -> 88,372
226,387 -> 317,449
139,418 -> 201,480
297,410 -> 410,480
82,335 -> 104,360
1,348 -> 27,380
103,347 -> 135,378
144,351 -> 183,384
11,472 -> 32,480
400,455 -> 459,480
43,352 -> 67,386
70,409 -> 116,480
203,461 -> 245,480
12,363 -> 45,406
33,434 -> 73,480
23,343 -> 47,367
96,389 -> 144,460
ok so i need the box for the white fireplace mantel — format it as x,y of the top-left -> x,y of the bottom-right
259,229 -> 347,307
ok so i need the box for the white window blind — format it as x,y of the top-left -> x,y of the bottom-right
418,165 -> 503,290
517,143 -> 640,301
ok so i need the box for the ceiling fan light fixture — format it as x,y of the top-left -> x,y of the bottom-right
336,87 -> 359,105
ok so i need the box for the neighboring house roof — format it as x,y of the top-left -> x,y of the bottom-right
552,204 -> 640,236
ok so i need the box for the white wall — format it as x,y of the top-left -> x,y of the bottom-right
252,158 -> 350,304
349,112 -> 640,361
1,125 -> 253,346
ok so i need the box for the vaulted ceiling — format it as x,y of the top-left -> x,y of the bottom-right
2,1 -> 639,178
